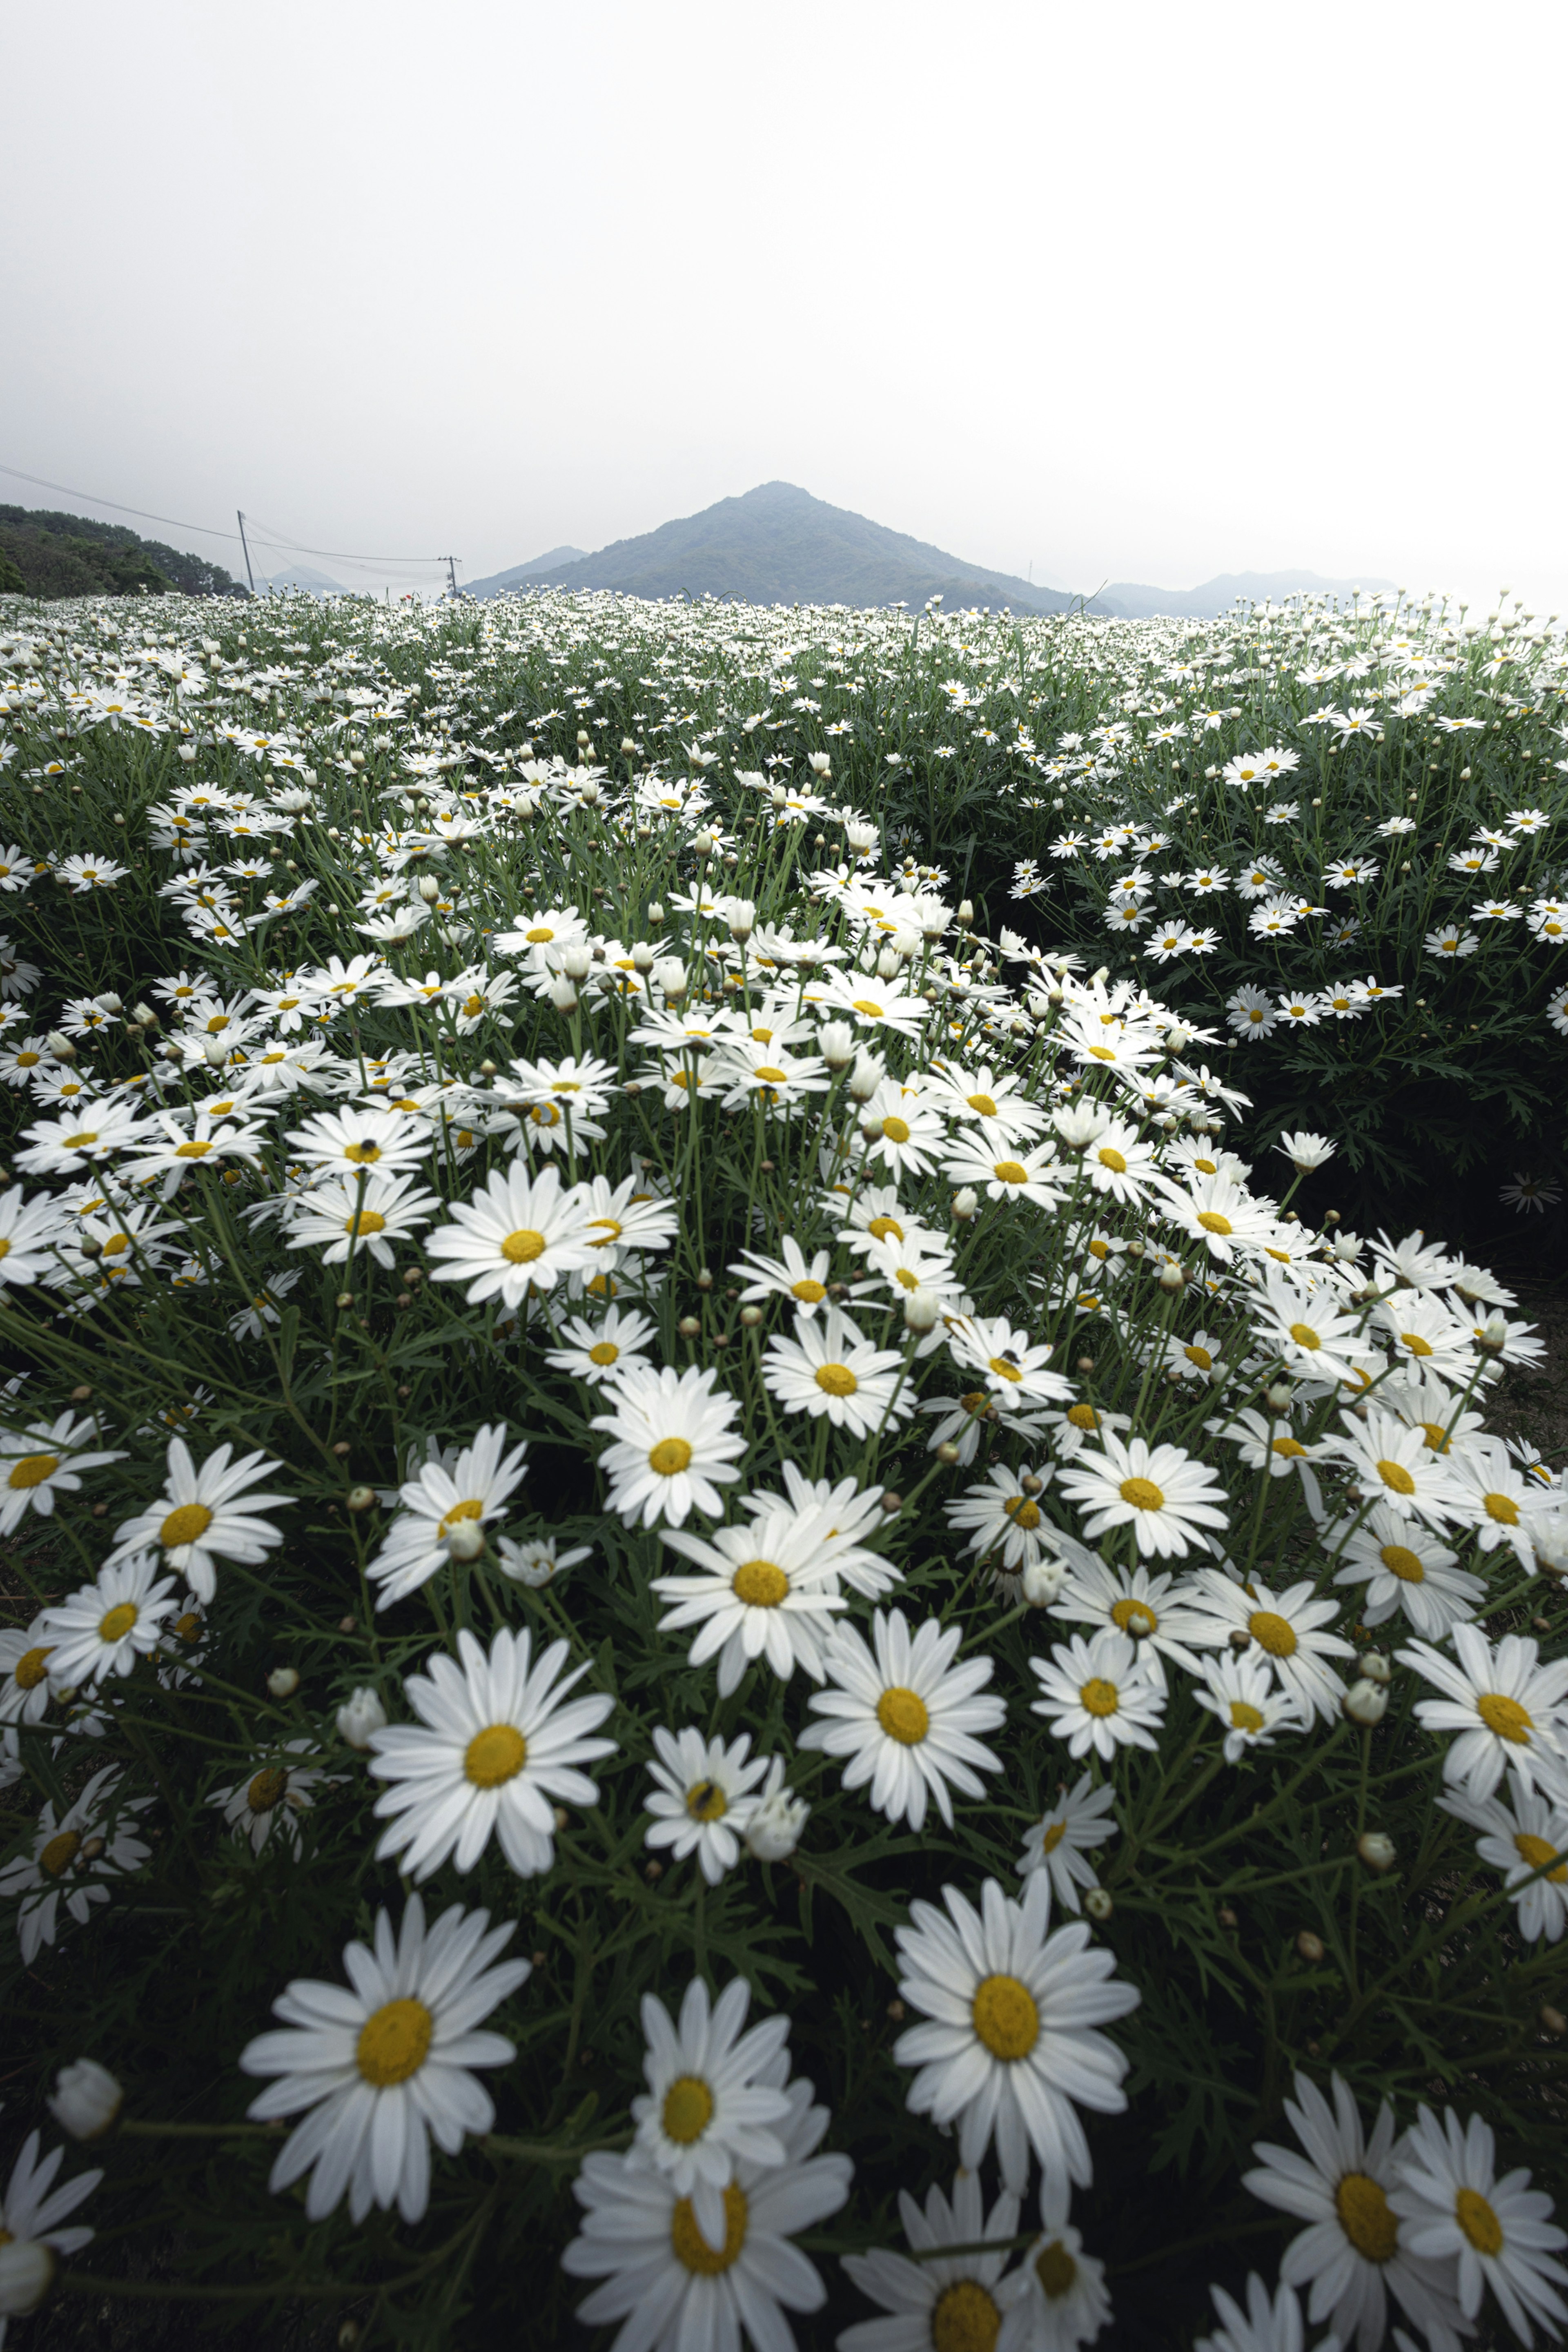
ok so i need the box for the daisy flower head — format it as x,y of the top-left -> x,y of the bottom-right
105,1436 -> 293,1606
0,1612 -> 56,1726
1243,2068 -> 1468,2352
1157,1170 -> 1276,1263
1330,1407 -> 1461,1531
731,1235 -> 837,1317
1253,1279 -> 1374,1385
859,1079 -> 947,1178
1194,2274 -> 1317,2352
1193,1650 -> 1305,1762
282,1170 -> 439,1269
1018,1772 -> 1119,1915
544,1302 -> 657,1387
367,1423 -> 530,1608
592,1364 -> 744,1529
1190,1571 -> 1355,1726
1397,1625 -> 1568,1802
945,1313 -> 1074,1407
799,1608 -> 1006,1831
840,2171 -> 1022,2352
40,1552 -> 178,1691
1049,1554 -> 1210,1682
628,1976 -> 793,2236
0,1410 -> 125,1534
943,1130 -> 1065,1208
1331,1506 -> 1483,1639
285,1101 -> 431,1180
644,1727 -> 773,1885
652,1509 -> 845,1696
1439,1782 -> 1568,1944
893,1870 -> 1139,2193
1390,2104 -> 1568,2345
368,1625 -> 614,1879
1000,2176 -> 1114,2352
1058,1430 -> 1228,1560
239,1894 -> 530,2225
213,1737 -> 333,1855
762,1305 -> 914,1438
1447,1437 -> 1549,1573
425,1162 -> 598,1305
0,1765 -> 152,1964
0,2129 -> 102,2315
945,1461 -> 1059,1575
1079,1116 -> 1160,1205
562,2054 -> 852,2352
492,1531 -> 590,1588
1030,1628 -> 1167,1761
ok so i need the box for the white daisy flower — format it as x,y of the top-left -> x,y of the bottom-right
367,1626 -> 615,1878
998,2176 -> 1114,2352
1156,1170 -> 1277,1263
1397,1626 -> 1568,1802
104,1436 -> 293,1606
0,2128 -> 101,2316
543,1303 -> 657,1387
943,1130 -> 1065,1207
1254,1279 -> 1374,1383
1030,1628 -> 1167,1762
762,1305 -> 914,1438
1446,1437 -> 1549,1573
1390,2104 -> 1568,2345
239,1895 -> 530,2224
644,1726 -> 772,1885
1189,1572 -> 1355,1726
730,1235 -> 837,1316
285,1101 -> 431,1180
366,1423 -> 530,1607
1018,1773 -> 1120,1914
1037,1399 -> 1132,1462
40,1552 -> 179,1691
1058,1432 -> 1229,1560
653,1508 -> 845,1696
591,1364 -> 745,1529
628,1976 -> 793,2242
425,1161 -> 599,1304
840,2170 -> 1022,2352
1438,1782 -> 1568,1944
1330,1506 -> 1483,1639
1243,2069 -> 1468,2352
1193,1651 -> 1305,1761
562,2054 -> 852,2349
492,1532 -> 591,1588
0,1184 -> 66,1287
281,1169 -> 439,1268
799,1608 -> 1005,1832
212,1737 -> 334,1854
0,1612 -> 56,1726
1330,1408 -> 1462,1531
0,1411 -> 125,1534
945,1314 -> 1074,1408
737,1463 -> 901,1599
0,1765 -> 152,1964
1194,2274 -> 1314,2352
1048,1555 -> 1210,1683
945,1462 -> 1058,1574
893,1871 -> 1139,2193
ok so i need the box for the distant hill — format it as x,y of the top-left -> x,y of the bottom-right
463,545 -> 589,599
1097,568 -> 1399,619
0,506 -> 244,600
467,485 -> 1082,613
258,561 -> 344,596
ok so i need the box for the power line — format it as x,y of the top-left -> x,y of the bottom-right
0,463 -> 449,569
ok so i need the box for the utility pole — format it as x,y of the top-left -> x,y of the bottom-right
236,511 -> 256,596
444,556 -> 460,598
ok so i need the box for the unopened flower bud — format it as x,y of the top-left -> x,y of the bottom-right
817,1020 -> 855,1070
1343,1678 -> 1389,1727
1083,1887 -> 1113,1921
417,874 -> 443,902
1265,1381 -> 1293,1411
653,958 -> 687,1000
547,978 -> 579,1012
903,1287 -> 941,1333
132,1001 -> 159,1029
48,2057 -> 122,2140
444,1518 -> 486,1561
267,1666 -> 300,1699
45,1031 -> 76,1062
847,1049 -> 885,1101
336,1687 -> 388,1748
631,940 -> 655,971
739,1305 -> 763,1327
1358,1652 -> 1391,1685
1357,1830 -> 1397,1873
561,943 -> 592,981
956,898 -> 974,927
0,2240 -> 56,2318
1158,1261 -> 1187,1292
678,1315 -> 702,1338
1021,1556 -> 1066,1607
951,1186 -> 979,1222
745,1784 -> 809,1863
1296,1930 -> 1325,1964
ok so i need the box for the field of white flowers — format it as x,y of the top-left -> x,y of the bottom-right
0,580 -> 1564,2352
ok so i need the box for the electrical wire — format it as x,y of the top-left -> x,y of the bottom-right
0,463 -> 453,572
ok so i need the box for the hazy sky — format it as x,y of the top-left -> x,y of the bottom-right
7,0 -> 1566,612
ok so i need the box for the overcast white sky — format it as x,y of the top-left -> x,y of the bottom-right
6,0 -> 1566,612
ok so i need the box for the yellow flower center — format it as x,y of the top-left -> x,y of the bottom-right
1454,2187 -> 1504,2257
439,1498 -> 485,1537
1185,1344 -> 1214,1371
876,1686 -> 930,1744
1089,1044 -> 1115,1060
1197,1210 -> 1233,1234
1004,1497 -> 1041,1530
501,1227 -> 546,1264
987,1359 -> 1022,1387
174,1139 -> 213,1159
1418,1421 -> 1450,1452
1097,1146 -> 1127,1174
932,2278 -> 1002,2352
670,2184 -> 747,2275
1080,1676 -> 1120,1717
1111,1598 -> 1157,1637
1477,1692 -> 1532,1744
851,998 -> 884,1019
866,1215 -> 903,1243
880,1115 -> 911,1144
791,1278 -> 826,1302
1035,2241 -> 1078,2301
174,1612 -> 202,1644
1119,1477 -> 1164,1512
1376,1543 -> 1425,1583
1229,1699 -> 1265,1733
1483,1492 -> 1520,1526
343,1141 -> 381,1163
464,1724 -> 528,1787
13,1644 -> 53,1689
62,1131 -> 99,1149
1376,1459 -> 1416,1496
815,1363 -> 858,1396
753,1065 -> 788,1084
971,1972 -> 1040,2060
1515,1831 -> 1567,1882
356,1997 -> 433,2087
732,1558 -> 789,1607
40,1829 -> 81,1877
993,1159 -> 1029,1185
525,924 -> 555,943
1398,1331 -> 1434,1359
1249,1610 -> 1297,1657
661,2075 -> 715,2145
588,1341 -> 619,1367
588,1218 -> 622,1247
99,1603 -> 138,1644
247,1766 -> 288,1813
1272,1437 -> 1307,1459
965,1090 -> 1000,1119
347,1209 -> 386,1236
1040,1819 -> 1067,1853
1067,1403 -> 1098,1430
649,1438 -> 693,1476
7,1453 -> 59,1490
685,1780 -> 727,1822
1192,1154 -> 1218,1174
160,1501 -> 214,1550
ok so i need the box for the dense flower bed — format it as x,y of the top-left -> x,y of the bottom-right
0,585 -> 1564,2352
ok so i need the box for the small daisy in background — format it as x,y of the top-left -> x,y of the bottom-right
105,1436 -> 293,1606
839,2170 -> 1021,2352
492,1532 -> 591,1588
0,2129 -> 102,2320
1390,2104 -> 1568,2345
1017,1773 -> 1119,1913
212,1738 -> 334,1854
0,1611 -> 57,1727
592,1363 -> 744,1529
367,1423 -> 530,1606
0,1766 -> 152,1964
40,1553 -> 179,1692
799,1608 -> 1006,1832
1193,1652 -> 1304,1762
240,1895 -> 530,2224
1001,2176 -> 1114,2351
0,1410 -> 125,1533
644,1727 -> 773,1884
1030,1629 -> 1167,1762
544,1303 -> 657,1386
